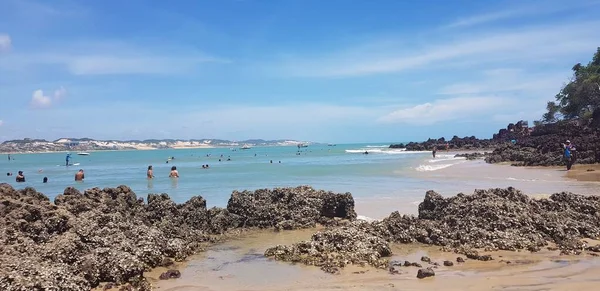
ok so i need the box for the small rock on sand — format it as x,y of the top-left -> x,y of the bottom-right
159,269 -> 181,280
457,257 -> 465,263
443,260 -> 454,266
417,268 -> 435,279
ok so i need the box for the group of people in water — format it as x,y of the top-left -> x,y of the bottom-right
7,168 -> 85,184
147,165 -> 181,179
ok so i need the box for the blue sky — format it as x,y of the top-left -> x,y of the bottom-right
1,0 -> 599,143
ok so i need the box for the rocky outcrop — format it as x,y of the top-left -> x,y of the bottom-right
485,122 -> 600,166
454,152 -> 488,160
0,184 -> 356,290
390,136 -> 497,151
265,187 -> 600,273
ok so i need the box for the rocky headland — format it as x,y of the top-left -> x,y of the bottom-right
0,184 -> 355,290
391,120 -> 600,167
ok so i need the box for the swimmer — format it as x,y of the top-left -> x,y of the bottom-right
169,166 -> 179,178
43,177 -> 48,183
147,165 -> 154,179
75,169 -> 85,181
16,171 -> 25,182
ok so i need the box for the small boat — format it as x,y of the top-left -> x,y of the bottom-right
77,152 -> 90,156
297,143 -> 308,148
240,144 -> 251,150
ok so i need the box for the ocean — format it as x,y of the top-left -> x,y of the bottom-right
1,143 -> 597,218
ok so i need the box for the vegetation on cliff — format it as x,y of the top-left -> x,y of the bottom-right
541,47 -> 600,128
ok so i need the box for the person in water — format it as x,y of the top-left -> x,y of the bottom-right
563,140 -> 577,171
65,154 -> 71,166
147,165 -> 154,179
432,146 -> 437,158
75,169 -> 85,181
15,171 -> 25,182
169,166 -> 179,178
43,177 -> 48,183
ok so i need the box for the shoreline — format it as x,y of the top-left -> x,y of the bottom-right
0,143 -> 317,155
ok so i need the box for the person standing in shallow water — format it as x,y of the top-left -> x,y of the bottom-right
75,169 -> 85,181
147,165 -> 154,179
16,171 -> 25,182
169,166 -> 179,178
563,140 -> 577,171
432,146 -> 437,158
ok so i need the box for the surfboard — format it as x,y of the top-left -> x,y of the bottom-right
57,163 -> 81,167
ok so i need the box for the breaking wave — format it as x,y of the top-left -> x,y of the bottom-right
415,163 -> 456,172
345,148 -> 419,154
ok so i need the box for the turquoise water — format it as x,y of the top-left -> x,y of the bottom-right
2,143 -> 598,217
0,143 -> 434,207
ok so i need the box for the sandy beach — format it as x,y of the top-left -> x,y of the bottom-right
566,164 -> 600,182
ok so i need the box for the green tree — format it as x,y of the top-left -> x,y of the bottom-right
548,47 -> 600,126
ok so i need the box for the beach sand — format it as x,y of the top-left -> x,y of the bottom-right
566,164 -> 600,182
145,161 -> 600,291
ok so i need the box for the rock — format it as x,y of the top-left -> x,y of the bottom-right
420,256 -> 431,263
388,266 -> 401,275
264,187 -> 600,273
455,152 -> 487,160
0,184 -> 358,290
159,269 -> 181,280
443,260 -> 454,266
264,221 -> 392,271
416,268 -> 435,279
457,257 -> 465,263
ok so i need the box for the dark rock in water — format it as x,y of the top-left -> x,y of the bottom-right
0,183 -> 357,290
456,257 -> 465,263
416,268 -> 435,279
455,152 -> 487,160
420,256 -> 431,263
159,269 -> 181,280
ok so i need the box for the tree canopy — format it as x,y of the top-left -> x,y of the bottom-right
541,47 -> 600,127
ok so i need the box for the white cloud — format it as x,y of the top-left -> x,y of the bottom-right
377,97 -> 507,125
437,69 -> 567,96
31,90 -> 52,108
444,10 -> 521,29
30,87 -> 67,108
0,33 -> 11,51
0,120 -> 3,127
443,1 -> 600,29
274,20 -> 600,78
0,40 -> 229,75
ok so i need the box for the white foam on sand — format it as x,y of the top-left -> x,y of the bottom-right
345,148 -> 425,155
415,163 -> 458,172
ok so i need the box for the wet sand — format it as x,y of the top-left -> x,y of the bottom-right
148,161 -> 600,291
565,164 -> 600,182
151,230 -> 600,291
